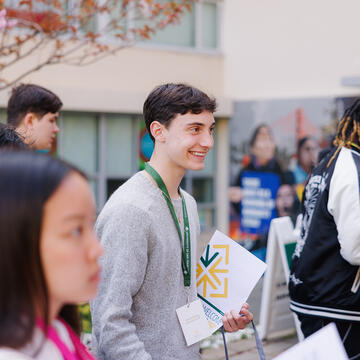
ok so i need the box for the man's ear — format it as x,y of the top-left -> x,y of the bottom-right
150,121 -> 166,143
22,113 -> 37,130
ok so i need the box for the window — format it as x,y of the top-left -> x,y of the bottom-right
58,112 -> 137,207
142,1 -> 196,48
4,0 -> 97,36
200,1 -> 218,49
95,0 -> 221,51
4,0 -> 219,51
60,113 -> 98,174
105,114 -> 135,199
58,113 -> 99,202
58,111 -> 217,232
133,0 -> 220,51
65,0 -> 98,34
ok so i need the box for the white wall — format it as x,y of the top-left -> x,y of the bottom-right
0,46 -> 230,115
223,0 -> 360,100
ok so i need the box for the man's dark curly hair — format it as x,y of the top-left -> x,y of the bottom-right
328,98 -> 360,167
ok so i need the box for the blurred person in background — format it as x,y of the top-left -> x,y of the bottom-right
229,124 -> 285,258
275,184 -> 300,224
0,152 -> 102,360
318,134 -> 336,164
292,136 -> 319,200
229,124 -> 285,208
7,84 -> 62,152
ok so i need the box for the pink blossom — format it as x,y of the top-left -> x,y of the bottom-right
0,9 -> 18,31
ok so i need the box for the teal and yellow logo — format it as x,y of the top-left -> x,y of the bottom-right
197,244 -> 229,299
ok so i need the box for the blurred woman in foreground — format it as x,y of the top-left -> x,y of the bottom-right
0,151 -> 102,359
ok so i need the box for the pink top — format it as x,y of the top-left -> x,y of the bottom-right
37,319 -> 96,360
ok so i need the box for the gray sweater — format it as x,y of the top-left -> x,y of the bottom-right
90,171 -> 201,360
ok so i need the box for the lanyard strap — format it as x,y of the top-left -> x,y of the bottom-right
252,320 -> 266,360
221,321 -> 266,360
144,162 -> 191,287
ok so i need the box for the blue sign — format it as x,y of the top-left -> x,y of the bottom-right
240,171 -> 280,235
140,132 -> 154,160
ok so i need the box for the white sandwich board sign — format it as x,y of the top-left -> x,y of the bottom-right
274,323 -> 347,360
259,216 -> 304,341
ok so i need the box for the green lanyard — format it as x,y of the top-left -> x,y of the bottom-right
144,162 -> 191,287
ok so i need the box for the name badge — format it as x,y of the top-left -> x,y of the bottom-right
176,299 -> 211,346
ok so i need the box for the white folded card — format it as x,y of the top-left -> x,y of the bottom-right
197,230 -> 267,332
273,323 -> 348,360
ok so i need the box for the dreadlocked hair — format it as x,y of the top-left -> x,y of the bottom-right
327,99 -> 360,167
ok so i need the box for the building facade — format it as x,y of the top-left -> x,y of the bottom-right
2,0 -> 360,239
0,0 -> 230,242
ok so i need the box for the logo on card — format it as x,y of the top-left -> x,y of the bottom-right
196,244 -> 229,299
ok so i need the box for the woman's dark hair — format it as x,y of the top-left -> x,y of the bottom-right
249,124 -> 272,147
0,151 -> 84,349
297,136 -> 311,158
297,136 -> 319,173
143,83 -> 217,142
7,84 -> 62,127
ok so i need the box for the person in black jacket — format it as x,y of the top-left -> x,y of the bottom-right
289,99 -> 360,358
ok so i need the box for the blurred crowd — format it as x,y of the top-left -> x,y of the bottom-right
229,124 -> 322,258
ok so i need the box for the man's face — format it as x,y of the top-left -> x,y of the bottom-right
161,111 -> 215,172
32,112 -> 59,150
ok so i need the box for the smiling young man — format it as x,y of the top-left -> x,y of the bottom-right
7,84 -> 62,151
90,83 -> 253,360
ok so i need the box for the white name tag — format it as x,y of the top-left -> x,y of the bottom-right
176,299 -> 212,346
